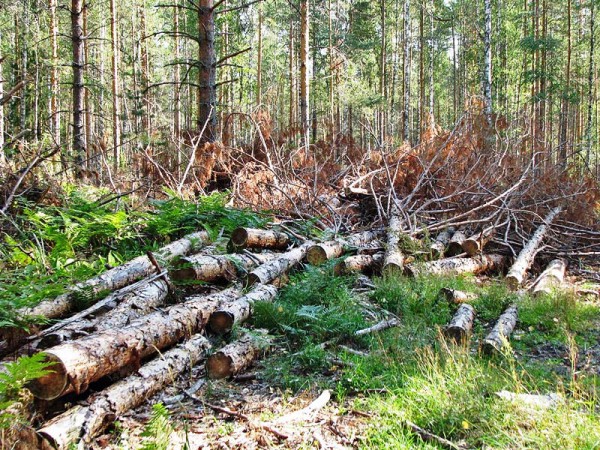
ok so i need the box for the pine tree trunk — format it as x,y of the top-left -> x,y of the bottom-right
402,0 -> 411,142
71,0 -> 85,174
49,0 -> 60,149
256,3 -> 263,105
300,0 -> 310,146
483,0 -> 492,125
109,0 -> 121,171
197,0 -> 216,141
246,242 -> 313,286
206,331 -> 271,379
406,254 -> 506,277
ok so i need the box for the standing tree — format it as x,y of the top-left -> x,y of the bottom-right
71,0 -> 85,174
197,0 -> 216,142
300,0 -> 310,146
483,0 -> 492,126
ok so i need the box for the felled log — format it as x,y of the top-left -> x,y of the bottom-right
430,228 -> 455,259
383,208 -> 406,275
505,207 -> 563,290
446,230 -> 467,256
27,287 -> 241,400
462,226 -> 495,256
306,230 -> 383,266
246,242 -> 313,286
229,228 -> 290,252
37,278 -> 170,349
170,252 -> 276,282
37,334 -> 211,449
531,259 -> 568,297
405,254 -> 506,277
208,284 -> 279,335
19,231 -> 210,321
481,304 -> 518,354
439,288 -> 477,304
333,253 -> 384,276
206,331 -> 271,379
443,304 -> 476,344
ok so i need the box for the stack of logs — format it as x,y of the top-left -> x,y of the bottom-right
3,205 -> 568,448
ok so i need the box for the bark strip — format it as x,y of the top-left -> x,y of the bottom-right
206,331 -> 271,379
405,254 -> 506,277
246,242 -> 313,286
230,228 -> 290,251
38,334 -> 211,449
531,259 -> 567,297
443,304 -> 476,344
27,287 -> 240,400
19,231 -> 210,321
481,304 -> 518,354
506,207 -> 562,290
209,284 -> 279,335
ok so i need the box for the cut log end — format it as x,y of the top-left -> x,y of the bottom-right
245,273 -> 262,287
26,354 -> 68,401
505,274 -> 521,291
208,311 -> 235,335
306,246 -> 328,266
231,228 -> 250,247
206,353 -> 234,379
462,240 -> 480,256
170,267 -> 196,281
382,263 -> 404,278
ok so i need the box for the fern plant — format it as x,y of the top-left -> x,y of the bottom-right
139,403 -> 175,450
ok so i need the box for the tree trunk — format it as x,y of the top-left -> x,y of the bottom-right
300,0 -> 310,145
27,287 -> 240,400
170,252 -> 277,283
230,228 -> 290,251
197,0 -> 216,141
482,304 -> 518,354
402,0 -> 411,142
37,278 -> 170,349
109,0 -> 121,170
289,22 -> 296,130
173,0 -> 181,165
206,331 -> 271,379
430,228 -> 455,259
306,230 -> 383,266
531,259 -> 567,297
256,2 -> 263,105
462,226 -> 495,256
483,0 -> 492,125
246,242 -> 313,286
208,284 -> 278,335
383,208 -> 406,275
444,304 -> 476,344
38,334 -> 212,449
559,0 -> 572,166
585,0 -> 595,164
447,230 -> 467,256
505,207 -> 562,290
379,0 -> 386,144
439,288 -> 477,304
405,254 -> 506,277
333,253 -> 384,276
49,0 -> 60,149
19,231 -> 210,321
140,3 -> 151,134
71,0 -> 85,173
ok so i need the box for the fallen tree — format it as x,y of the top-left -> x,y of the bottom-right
333,253 -> 384,276
462,226 -> 495,256
27,287 -> 241,400
170,252 -> 277,282
306,230 -> 383,265
230,228 -> 290,252
481,304 -> 518,354
430,228 -> 455,259
444,304 -> 476,344
439,288 -> 477,304
383,208 -> 407,275
446,230 -> 467,256
208,284 -> 279,335
19,231 -> 210,321
531,259 -> 568,297
405,254 -> 506,277
206,331 -> 271,379
505,207 -> 563,290
37,334 -> 212,449
246,242 -> 313,286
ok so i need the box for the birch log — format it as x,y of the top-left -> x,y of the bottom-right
531,259 -> 568,297
439,288 -> 477,304
505,207 -> 563,290
27,287 -> 240,400
171,252 -> 277,282
405,254 -> 506,277
206,331 -> 271,379
230,228 -> 290,251
37,334 -> 211,449
208,284 -> 279,335
430,228 -> 455,259
481,304 -> 518,354
383,209 -> 406,275
305,230 -> 383,265
443,304 -> 476,344
333,253 -> 384,276
19,231 -> 210,321
38,278 -> 170,349
446,230 -> 467,256
462,226 -> 495,256
246,242 -> 313,286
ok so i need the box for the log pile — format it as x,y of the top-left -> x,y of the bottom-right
1,201 -> 575,448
